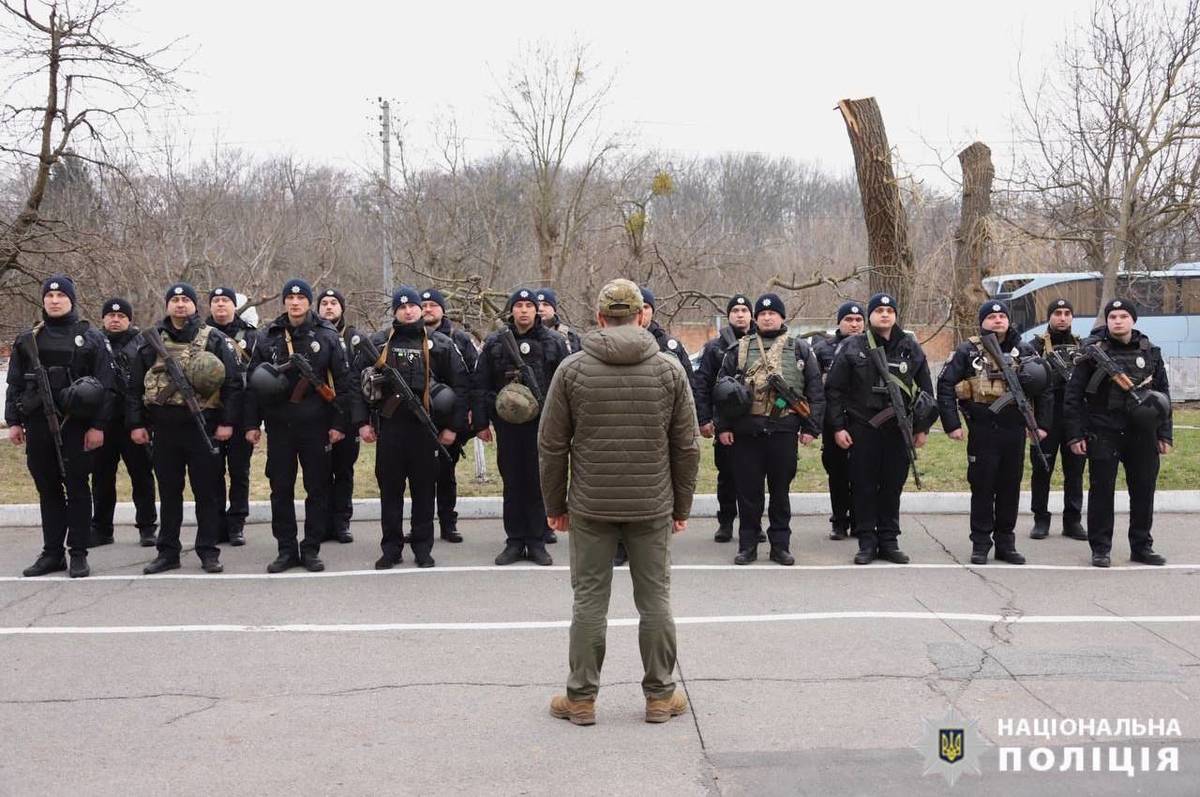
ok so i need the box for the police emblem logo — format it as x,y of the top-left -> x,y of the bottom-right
1113,300 -> 1123,307
763,298 -> 772,306
214,288 -> 224,295
310,341 -> 320,353
112,304 -> 120,311
537,293 -> 545,301
291,286 -> 301,294
519,341 -> 531,355
898,361 -> 908,374
992,303 -> 1001,311
427,339 -> 434,350
667,339 -> 678,351
851,306 -> 860,313
74,335 -> 84,347
519,290 -> 530,298
1011,348 -> 1020,356
882,296 -> 891,305
174,287 -> 184,295
351,335 -> 361,346
50,282 -> 60,290
327,290 -> 335,296
399,297 -> 409,304
737,297 -> 746,304
938,729 -> 963,763
1136,356 -> 1146,368
1057,299 -> 1066,306
422,292 -> 431,299
237,339 -> 247,349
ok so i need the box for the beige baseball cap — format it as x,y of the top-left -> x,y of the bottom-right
596,278 -> 643,318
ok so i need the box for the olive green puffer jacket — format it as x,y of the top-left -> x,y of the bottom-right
538,323 -> 700,522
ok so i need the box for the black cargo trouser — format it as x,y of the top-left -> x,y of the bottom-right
151,411 -> 222,561
966,420 -> 1026,553
1086,429 -> 1159,556
732,429 -> 798,552
27,416 -> 93,557
714,438 -> 738,526
495,420 -> 548,552
821,423 -> 854,532
216,433 -> 252,534
330,434 -> 360,531
435,440 -> 463,533
1030,415 -> 1085,525
847,420 -> 909,553
264,420 -> 331,558
377,420 -> 437,560
91,418 -> 157,535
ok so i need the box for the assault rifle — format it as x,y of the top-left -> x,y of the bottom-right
19,333 -> 67,479
979,332 -> 1050,472
498,327 -> 543,405
286,352 -> 336,403
352,334 -> 450,460
766,373 -> 811,418
1086,343 -> 1154,403
865,341 -> 922,489
144,330 -> 219,455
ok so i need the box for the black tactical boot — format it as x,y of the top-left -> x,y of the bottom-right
996,549 -> 1026,565
88,527 -> 114,547
878,548 -> 910,564
375,552 -> 402,570
1062,520 -> 1088,540
829,525 -> 849,541
756,531 -> 767,543
440,525 -> 463,543
68,552 -> 90,579
138,527 -> 158,547
769,547 -> 795,566
301,554 -> 325,572
415,552 -> 436,568
227,524 -> 245,547
734,547 -> 758,565
969,547 -> 989,565
144,556 -> 181,575
495,544 -> 524,566
22,553 -> 66,577
714,522 -> 733,543
527,547 -> 553,567
1091,553 -> 1111,568
199,557 -> 224,574
853,548 -> 876,565
266,553 -> 302,573
1131,549 -> 1166,566
612,543 -> 628,567
1030,516 -> 1050,540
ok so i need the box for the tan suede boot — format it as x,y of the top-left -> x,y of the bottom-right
549,695 -> 596,726
645,691 -> 688,723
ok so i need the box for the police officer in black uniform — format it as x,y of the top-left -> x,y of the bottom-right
244,278 -> 352,573
90,297 -> 157,548
354,286 -> 470,569
422,287 -> 479,543
474,287 -> 569,566
1065,298 -> 1172,567
317,287 -> 358,545
127,282 -> 243,574
716,292 -> 824,566
10,276 -> 114,578
693,293 -> 754,543
536,288 -> 582,354
825,293 -> 935,565
811,300 -> 865,541
1029,297 -> 1087,541
938,300 -> 1052,565
205,285 -> 257,547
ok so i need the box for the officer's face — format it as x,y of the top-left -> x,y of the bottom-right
1107,309 -> 1134,337
727,305 -> 752,331
511,300 -> 537,330
168,295 -> 195,319
42,290 -> 71,318
537,301 -> 556,322
319,296 -> 343,322
421,300 -> 443,325
394,302 -> 422,324
840,314 -> 865,336
210,296 -> 236,324
981,312 -> 1009,334
284,293 -> 309,320
1049,308 -> 1074,331
640,303 -> 655,328
756,310 -> 783,332
869,307 -> 895,332
103,312 -> 130,333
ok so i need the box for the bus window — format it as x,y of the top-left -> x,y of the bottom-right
1181,276 -> 1200,314
1118,274 -> 1166,315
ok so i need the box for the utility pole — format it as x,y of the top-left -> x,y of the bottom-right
378,98 -> 393,292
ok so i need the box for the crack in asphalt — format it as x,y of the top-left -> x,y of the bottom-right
22,579 -> 136,626
1094,600 -> 1200,662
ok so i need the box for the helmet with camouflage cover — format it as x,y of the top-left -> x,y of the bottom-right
184,351 -> 226,398
495,382 -> 540,424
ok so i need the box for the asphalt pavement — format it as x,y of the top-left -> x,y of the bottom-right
1,513 -> 1198,795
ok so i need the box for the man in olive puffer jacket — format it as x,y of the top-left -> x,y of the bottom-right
538,278 -> 700,727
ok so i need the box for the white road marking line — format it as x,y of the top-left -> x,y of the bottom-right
0,562 -> 1197,582
3,612 -> 1200,636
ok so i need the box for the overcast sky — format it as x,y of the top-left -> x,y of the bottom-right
120,0 -> 1097,185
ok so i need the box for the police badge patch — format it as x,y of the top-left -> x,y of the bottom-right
310,341 -> 320,353
914,709 -> 989,786
519,341 -> 530,355
1136,356 -> 1146,369
667,339 -> 678,351
74,335 -> 84,347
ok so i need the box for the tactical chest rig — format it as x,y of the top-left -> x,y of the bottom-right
1041,332 -> 1081,387
144,325 -> 221,409
736,334 -> 809,418
955,336 -> 1021,404
1086,337 -> 1154,410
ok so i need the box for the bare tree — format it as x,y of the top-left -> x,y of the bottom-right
493,42 -> 618,287
953,142 -> 995,340
0,0 -> 181,288
1005,0 -> 1200,312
